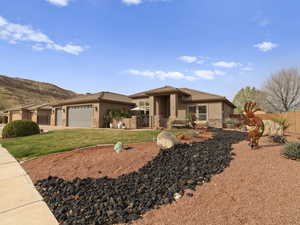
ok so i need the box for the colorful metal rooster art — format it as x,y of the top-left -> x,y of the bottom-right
243,102 -> 265,149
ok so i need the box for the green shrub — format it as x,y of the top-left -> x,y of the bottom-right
2,120 -> 40,138
283,142 -> 300,160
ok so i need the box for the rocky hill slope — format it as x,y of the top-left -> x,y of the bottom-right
0,75 -> 78,110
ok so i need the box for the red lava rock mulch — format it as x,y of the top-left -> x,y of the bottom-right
22,132 -> 213,183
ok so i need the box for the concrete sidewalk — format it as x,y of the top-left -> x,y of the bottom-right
0,144 -> 58,225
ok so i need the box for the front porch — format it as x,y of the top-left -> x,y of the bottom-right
149,93 -> 179,129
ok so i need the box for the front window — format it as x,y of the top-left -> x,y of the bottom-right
139,101 -> 150,111
188,105 -> 207,121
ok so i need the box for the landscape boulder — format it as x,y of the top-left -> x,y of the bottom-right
114,142 -> 123,153
263,120 -> 283,136
157,131 -> 180,149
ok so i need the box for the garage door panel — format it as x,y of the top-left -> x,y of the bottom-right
68,105 -> 93,128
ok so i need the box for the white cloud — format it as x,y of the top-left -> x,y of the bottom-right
212,61 -> 240,68
127,69 -> 226,81
122,0 -> 142,5
193,70 -> 225,80
46,0 -> 71,7
127,69 -> 197,81
241,66 -> 253,72
196,60 -> 205,65
259,18 -> 270,27
178,56 -> 198,64
0,16 -> 85,55
254,41 -> 278,52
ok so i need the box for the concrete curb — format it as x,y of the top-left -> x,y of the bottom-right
0,144 -> 59,225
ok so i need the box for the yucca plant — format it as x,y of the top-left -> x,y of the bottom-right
270,116 -> 290,136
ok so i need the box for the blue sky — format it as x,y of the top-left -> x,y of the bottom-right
0,0 -> 300,100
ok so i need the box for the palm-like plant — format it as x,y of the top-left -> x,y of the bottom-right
270,117 -> 290,136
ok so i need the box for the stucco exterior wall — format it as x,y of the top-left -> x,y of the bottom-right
177,96 -> 187,120
50,109 -> 56,126
131,98 -> 149,107
207,102 -> 223,128
223,102 -> 234,120
184,102 -> 223,128
11,111 -> 22,121
31,110 -> 38,123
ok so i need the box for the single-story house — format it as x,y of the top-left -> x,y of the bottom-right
129,86 -> 235,128
51,92 -> 135,128
2,103 -> 52,125
50,86 -> 235,129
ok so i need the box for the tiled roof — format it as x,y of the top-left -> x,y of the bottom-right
129,86 -> 190,98
52,92 -> 134,106
130,86 -> 235,108
3,103 -> 53,112
3,104 -> 36,112
26,103 -> 52,110
180,88 -> 235,107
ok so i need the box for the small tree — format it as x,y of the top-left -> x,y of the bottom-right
233,87 -> 262,113
263,68 -> 300,112
104,109 -> 130,128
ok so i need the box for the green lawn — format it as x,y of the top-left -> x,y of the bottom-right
0,129 -> 187,160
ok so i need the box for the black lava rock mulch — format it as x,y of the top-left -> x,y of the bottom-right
35,129 -> 246,225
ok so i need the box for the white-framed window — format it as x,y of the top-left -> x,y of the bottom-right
139,101 -> 150,111
188,105 -> 208,121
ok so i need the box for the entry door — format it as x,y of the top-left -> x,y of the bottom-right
68,105 -> 93,128
56,109 -> 63,126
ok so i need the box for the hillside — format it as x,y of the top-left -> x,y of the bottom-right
0,75 -> 78,110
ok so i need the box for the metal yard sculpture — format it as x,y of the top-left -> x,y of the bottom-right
243,102 -> 265,149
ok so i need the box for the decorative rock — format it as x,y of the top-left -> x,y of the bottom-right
173,193 -> 182,200
176,134 -> 186,140
186,193 -> 194,197
114,142 -> 123,153
263,120 -> 283,136
157,131 -> 181,149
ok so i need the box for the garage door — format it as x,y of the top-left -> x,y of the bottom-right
68,105 -> 93,128
56,109 -> 63,126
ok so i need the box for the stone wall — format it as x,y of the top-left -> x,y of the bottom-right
112,116 -> 138,129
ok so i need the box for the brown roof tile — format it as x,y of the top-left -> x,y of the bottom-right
130,86 -> 190,98
180,88 -> 235,107
52,92 -> 134,106
130,86 -> 235,108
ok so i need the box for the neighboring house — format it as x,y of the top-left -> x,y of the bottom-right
129,86 -> 235,128
51,92 -> 135,128
2,103 -> 52,125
